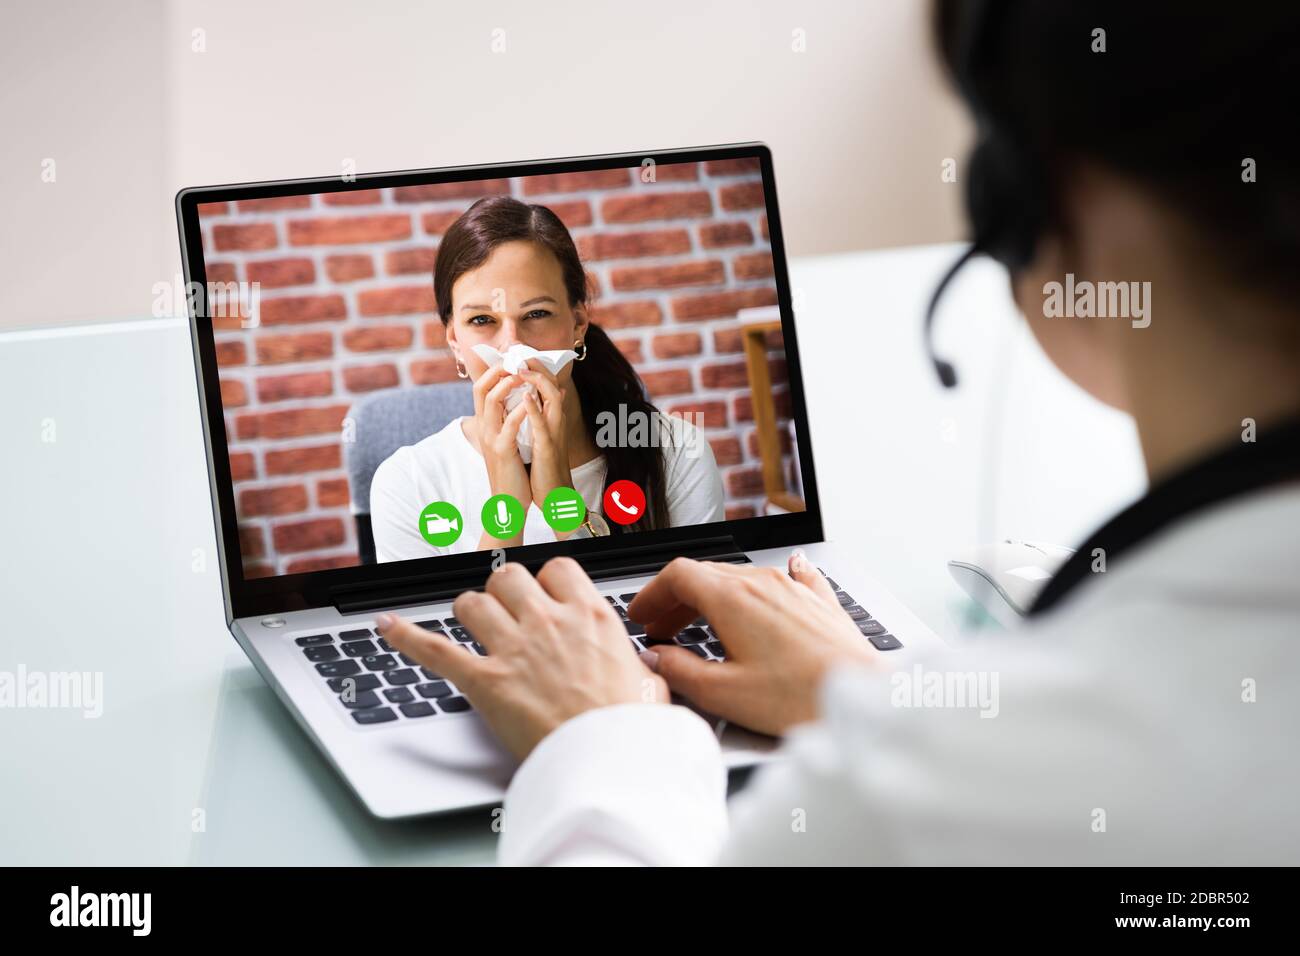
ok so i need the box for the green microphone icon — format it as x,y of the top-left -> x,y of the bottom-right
482,494 -> 524,540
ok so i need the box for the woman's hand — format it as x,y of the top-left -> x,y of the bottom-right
377,559 -> 669,760
515,361 -> 574,524
472,365 -> 531,545
628,552 -> 878,736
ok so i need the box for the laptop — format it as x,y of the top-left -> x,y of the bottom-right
176,142 -> 945,818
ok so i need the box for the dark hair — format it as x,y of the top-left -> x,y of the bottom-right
433,195 -> 670,532
933,1 -> 1300,302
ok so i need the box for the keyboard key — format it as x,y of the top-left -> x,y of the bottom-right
316,660 -> 360,678
439,696 -> 472,713
376,637 -> 395,652
417,680 -> 453,699
471,641 -> 488,656
619,593 -> 638,604
450,627 -> 474,642
836,590 -> 855,607
624,620 -> 646,636
327,674 -> 380,694
705,640 -> 725,658
341,639 -> 377,657
362,654 -> 398,671
384,687 -> 414,704
295,634 -> 332,646
420,667 -> 442,681
869,633 -> 903,651
824,576 -> 840,591
843,604 -> 872,622
400,701 -> 436,719
340,690 -> 382,709
414,620 -> 443,630
603,596 -> 618,605
303,645 -> 339,662
612,604 -> 628,619
443,617 -> 461,628
399,653 -> 419,666
352,707 -> 397,725
681,643 -> 707,658
386,668 -> 418,685
339,628 -> 372,641
857,620 -> 887,636
677,627 -> 709,645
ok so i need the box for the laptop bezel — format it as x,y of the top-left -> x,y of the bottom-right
176,142 -> 825,621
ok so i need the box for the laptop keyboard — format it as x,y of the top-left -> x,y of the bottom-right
296,570 -> 900,727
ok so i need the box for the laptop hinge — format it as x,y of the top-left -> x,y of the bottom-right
330,536 -> 749,615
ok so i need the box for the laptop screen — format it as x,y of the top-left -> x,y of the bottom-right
181,146 -> 817,605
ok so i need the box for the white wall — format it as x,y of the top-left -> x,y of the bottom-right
1,0 -> 168,330
2,0 -> 971,331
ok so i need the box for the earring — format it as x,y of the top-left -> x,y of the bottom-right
455,359 -> 469,379
573,340 -> 587,362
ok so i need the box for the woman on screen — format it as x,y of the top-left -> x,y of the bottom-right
370,196 -> 724,560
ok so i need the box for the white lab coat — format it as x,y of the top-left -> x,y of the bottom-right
496,484 -> 1300,865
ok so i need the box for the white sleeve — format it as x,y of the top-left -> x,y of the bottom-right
716,640 -> 1162,866
498,703 -> 729,866
496,621 -> 1256,866
369,450 -> 436,563
496,642 -> 1119,866
662,418 -> 725,526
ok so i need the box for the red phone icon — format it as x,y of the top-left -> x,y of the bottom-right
603,480 -> 645,526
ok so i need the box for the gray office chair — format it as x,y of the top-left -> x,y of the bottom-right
345,382 -> 475,563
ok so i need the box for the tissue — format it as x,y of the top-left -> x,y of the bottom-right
471,343 -> 578,464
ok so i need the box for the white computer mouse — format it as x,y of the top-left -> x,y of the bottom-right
947,539 -> 1076,627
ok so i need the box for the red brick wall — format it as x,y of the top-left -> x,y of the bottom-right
198,159 -> 792,577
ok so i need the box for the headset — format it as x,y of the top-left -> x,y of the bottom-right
924,0 -> 1047,388
926,2 -> 1300,388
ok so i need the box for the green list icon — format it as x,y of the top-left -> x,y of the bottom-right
481,493 -> 525,540
543,486 -> 586,533
418,501 -> 463,548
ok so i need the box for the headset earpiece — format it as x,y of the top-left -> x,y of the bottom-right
966,132 -> 1044,272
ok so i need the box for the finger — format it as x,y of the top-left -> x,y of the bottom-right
483,372 -> 520,424
645,645 -> 745,712
639,562 -> 796,642
535,556 -> 604,607
520,392 -> 555,450
788,548 -> 839,608
472,364 -> 511,416
628,557 -> 727,633
451,588 -> 522,652
484,561 -> 553,621
516,368 -> 562,408
521,359 -> 560,386
377,612 -> 485,689
640,603 -> 704,643
498,398 -> 529,444
516,361 -> 562,398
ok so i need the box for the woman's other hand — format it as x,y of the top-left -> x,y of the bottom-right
516,361 -> 574,522
377,559 -> 668,760
472,364 -> 531,544
629,552 -> 877,736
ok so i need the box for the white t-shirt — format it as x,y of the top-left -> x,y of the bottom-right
370,412 -> 725,562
